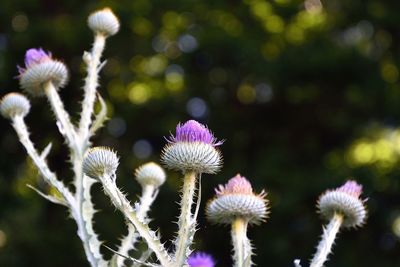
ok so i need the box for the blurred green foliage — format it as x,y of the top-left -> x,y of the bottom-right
1,0 -> 400,266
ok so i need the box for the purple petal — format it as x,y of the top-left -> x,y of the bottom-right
336,180 -> 363,198
24,48 -> 51,68
168,120 -> 223,146
187,252 -> 215,267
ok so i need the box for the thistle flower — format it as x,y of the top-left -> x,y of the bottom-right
206,174 -> 268,225
0,92 -> 31,119
135,162 -> 166,188
318,180 -> 367,228
83,147 -> 119,178
18,48 -> 68,96
161,120 -> 223,174
187,252 -> 216,267
88,8 -> 120,36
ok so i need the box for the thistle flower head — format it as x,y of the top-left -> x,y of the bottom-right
206,174 -> 268,225
83,147 -> 119,179
318,180 -> 367,228
0,92 -> 31,119
161,120 -> 223,174
135,162 -> 166,188
187,252 -> 215,267
18,48 -> 68,96
88,8 -> 120,36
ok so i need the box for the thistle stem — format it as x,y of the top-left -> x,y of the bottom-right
174,171 -> 197,266
116,185 -> 158,267
98,173 -> 172,267
71,33 -> 107,267
11,115 -> 73,204
44,81 -> 77,150
231,218 -> 251,267
137,185 -> 157,220
79,33 -> 106,144
310,212 -> 344,267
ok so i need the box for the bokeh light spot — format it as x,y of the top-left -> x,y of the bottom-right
186,97 -> 208,118
107,117 -> 127,138
381,63 -> 399,83
12,13 -> 29,32
133,139 -> 153,159
237,84 -> 256,104
392,216 -> 400,237
128,82 -> 151,104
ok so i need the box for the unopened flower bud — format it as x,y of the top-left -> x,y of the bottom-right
0,92 -> 30,119
88,8 -> 120,36
206,174 -> 268,225
18,48 -> 68,96
161,120 -> 223,174
134,162 -> 166,188
83,147 -> 119,178
318,180 -> 367,228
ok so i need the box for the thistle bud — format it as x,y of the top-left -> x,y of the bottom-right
206,174 -> 268,225
161,120 -> 223,174
0,92 -> 31,119
88,8 -> 120,36
18,48 -> 68,96
134,162 -> 166,188
187,252 -> 216,267
318,180 -> 367,228
83,147 -> 119,178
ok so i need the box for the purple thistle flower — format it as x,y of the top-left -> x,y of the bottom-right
336,180 -> 363,198
168,120 -> 223,146
18,48 -> 52,74
216,174 -> 254,196
187,252 -> 215,267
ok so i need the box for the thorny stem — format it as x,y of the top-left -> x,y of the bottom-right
98,173 -> 172,267
79,33 -> 106,145
137,185 -> 157,220
44,80 -> 105,265
11,115 -> 73,204
74,33 -> 107,267
310,212 -> 344,267
231,218 -> 251,267
174,171 -> 197,266
43,81 -> 78,151
116,185 -> 158,267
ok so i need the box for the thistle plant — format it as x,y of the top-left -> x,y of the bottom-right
206,174 -> 269,267
309,180 -> 367,267
1,7 -> 370,267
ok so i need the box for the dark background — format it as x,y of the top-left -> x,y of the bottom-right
1,0 -> 400,266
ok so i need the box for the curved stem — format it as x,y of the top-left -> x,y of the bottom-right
173,171 -> 197,266
231,218 -> 251,267
116,185 -> 158,267
79,33 -> 106,144
11,115 -> 73,204
310,213 -> 343,267
44,81 -> 77,150
98,173 -> 172,267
